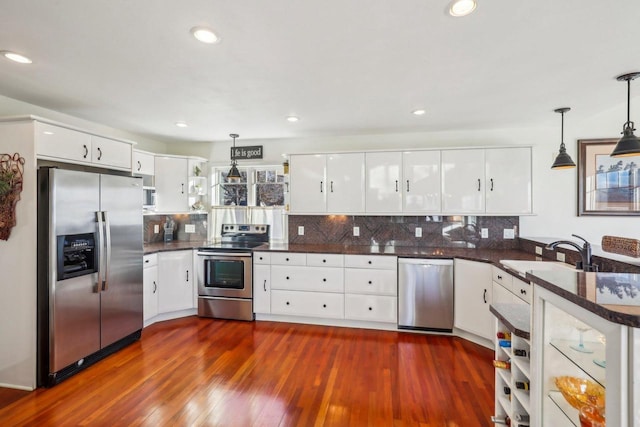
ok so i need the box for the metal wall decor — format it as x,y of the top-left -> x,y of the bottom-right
578,139 -> 640,216
0,152 -> 25,240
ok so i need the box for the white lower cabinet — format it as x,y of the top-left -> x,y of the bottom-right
271,265 -> 344,293
143,254 -> 158,324
344,294 -> 397,323
271,290 -> 344,318
454,258 -> 494,341
157,250 -> 194,313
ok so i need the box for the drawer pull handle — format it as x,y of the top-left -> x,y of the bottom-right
286,301 -> 290,305
323,259 -> 326,263
153,281 -> 157,293
497,275 -> 502,280
323,304 -> 327,308
368,261 -> 372,265
259,256 -> 263,260
477,178 -> 481,191
137,160 -> 142,171
286,276 -> 290,280
83,144 -> 89,159
145,259 -> 149,263
483,288 -> 487,304
521,289 -> 526,295
323,278 -> 327,282
263,279 -> 267,292
395,180 -> 398,192
286,257 -> 289,261
97,147 -> 102,160
368,307 -> 372,311
368,281 -> 372,284
186,270 -> 189,282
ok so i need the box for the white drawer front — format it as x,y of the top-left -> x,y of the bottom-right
306,253 -> 344,268
271,290 -> 344,319
344,269 -> 397,295
143,253 -> 158,268
253,252 -> 271,264
271,266 -> 344,293
345,254 -> 397,270
344,294 -> 397,323
492,266 -> 513,289
270,252 -> 307,266
512,277 -> 531,304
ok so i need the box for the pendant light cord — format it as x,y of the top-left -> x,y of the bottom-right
559,110 -> 566,149
627,78 -> 632,126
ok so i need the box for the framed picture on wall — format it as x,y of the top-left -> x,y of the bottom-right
578,138 -> 640,216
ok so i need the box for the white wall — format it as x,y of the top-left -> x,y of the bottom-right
0,94 -> 167,153
204,104 -> 639,247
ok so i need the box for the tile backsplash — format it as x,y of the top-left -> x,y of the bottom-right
288,215 -> 519,249
143,213 -> 208,243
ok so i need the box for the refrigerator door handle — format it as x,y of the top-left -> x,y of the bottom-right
103,211 -> 112,291
96,211 -> 104,293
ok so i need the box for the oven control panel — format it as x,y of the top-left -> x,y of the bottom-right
222,224 -> 269,234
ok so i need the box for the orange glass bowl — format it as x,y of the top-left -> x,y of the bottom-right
579,404 -> 606,427
554,376 -> 605,411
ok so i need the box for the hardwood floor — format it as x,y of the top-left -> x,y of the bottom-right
0,317 -> 495,426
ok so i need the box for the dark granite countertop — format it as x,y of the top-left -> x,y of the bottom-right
144,240 -> 207,254
254,243 -> 540,265
526,270 -> 640,328
490,303 -> 531,340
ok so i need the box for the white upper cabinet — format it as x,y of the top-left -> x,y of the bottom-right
485,147 -> 532,214
289,154 -> 327,213
441,149 -> 486,213
327,152 -> 365,214
34,122 -> 133,171
290,153 -> 365,214
402,150 -> 441,213
132,150 -> 155,176
155,156 -> 188,213
90,135 -> 132,170
35,122 -> 92,163
365,152 -> 402,213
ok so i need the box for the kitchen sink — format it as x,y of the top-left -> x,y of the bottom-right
500,259 -> 576,277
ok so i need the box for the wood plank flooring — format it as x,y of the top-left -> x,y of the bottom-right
0,317 -> 495,426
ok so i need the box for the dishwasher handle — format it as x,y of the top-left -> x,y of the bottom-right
398,258 -> 453,266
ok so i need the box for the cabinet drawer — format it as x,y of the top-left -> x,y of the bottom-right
492,266 -> 513,289
344,255 -> 397,270
512,277 -> 531,304
345,294 -> 397,323
271,265 -> 344,293
253,252 -> 271,264
270,252 -> 307,266
271,290 -> 344,319
143,253 -> 158,268
306,253 -> 344,267
344,269 -> 397,295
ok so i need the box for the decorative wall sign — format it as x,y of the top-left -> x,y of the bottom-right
231,145 -> 263,160
578,139 -> 640,216
0,153 -> 25,240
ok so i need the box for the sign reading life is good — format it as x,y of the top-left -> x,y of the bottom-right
231,145 -> 263,160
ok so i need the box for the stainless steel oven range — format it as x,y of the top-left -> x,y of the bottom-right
197,224 -> 269,321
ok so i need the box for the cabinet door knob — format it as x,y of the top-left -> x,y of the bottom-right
286,276 -> 290,280
323,304 -> 327,308
322,278 -> 327,282
521,289 -> 526,295
286,301 -> 290,305
259,256 -> 263,260
145,259 -> 149,263
286,257 -> 289,261
323,259 -> 326,263
368,260 -> 372,264
497,275 -> 502,280
368,281 -> 372,284
368,307 -> 372,311
83,144 -> 89,159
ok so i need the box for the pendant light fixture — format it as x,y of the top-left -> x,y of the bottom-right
227,133 -> 242,182
611,72 -> 640,157
551,107 -> 576,169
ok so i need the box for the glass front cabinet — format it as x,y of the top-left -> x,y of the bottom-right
532,280 -> 637,426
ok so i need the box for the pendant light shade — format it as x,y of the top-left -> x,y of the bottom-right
611,72 -> 640,158
227,133 -> 242,182
551,107 -> 576,169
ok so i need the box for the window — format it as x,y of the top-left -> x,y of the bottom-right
212,166 -> 285,207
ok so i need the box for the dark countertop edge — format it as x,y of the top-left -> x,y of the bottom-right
489,303 -> 531,340
143,241 -> 207,255
526,272 -> 640,328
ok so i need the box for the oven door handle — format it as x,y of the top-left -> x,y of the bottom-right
197,251 -> 253,257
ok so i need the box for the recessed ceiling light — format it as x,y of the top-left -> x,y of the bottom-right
449,0 -> 477,17
175,121 -> 188,128
190,26 -> 220,44
286,116 -> 299,122
412,109 -> 426,116
1,51 -> 32,64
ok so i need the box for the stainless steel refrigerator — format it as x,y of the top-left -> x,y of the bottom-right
37,167 -> 143,386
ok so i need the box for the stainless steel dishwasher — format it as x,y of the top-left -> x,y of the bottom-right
398,258 -> 454,332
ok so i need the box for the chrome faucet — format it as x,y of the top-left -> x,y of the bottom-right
546,234 -> 598,272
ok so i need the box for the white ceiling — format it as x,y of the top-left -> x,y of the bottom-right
0,0 -> 639,144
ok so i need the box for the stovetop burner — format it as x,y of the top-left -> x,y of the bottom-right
198,224 -> 270,253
